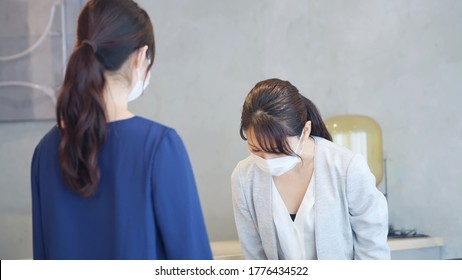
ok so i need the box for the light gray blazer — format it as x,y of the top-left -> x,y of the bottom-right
231,136 -> 390,260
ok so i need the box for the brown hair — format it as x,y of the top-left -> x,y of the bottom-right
240,78 -> 332,156
56,0 -> 155,197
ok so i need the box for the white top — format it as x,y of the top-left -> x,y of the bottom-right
272,176 -> 317,260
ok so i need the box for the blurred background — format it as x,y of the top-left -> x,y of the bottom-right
0,0 -> 461,259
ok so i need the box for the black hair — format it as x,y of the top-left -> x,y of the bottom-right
240,78 -> 332,156
56,0 -> 155,197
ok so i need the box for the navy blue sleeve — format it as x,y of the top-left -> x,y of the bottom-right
31,145 -> 45,259
151,129 -> 213,259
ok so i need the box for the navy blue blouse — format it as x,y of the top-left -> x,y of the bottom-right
31,116 -> 212,259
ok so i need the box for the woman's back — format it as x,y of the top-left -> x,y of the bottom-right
31,116 -> 212,259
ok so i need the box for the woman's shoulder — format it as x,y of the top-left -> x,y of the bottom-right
231,155 -> 262,186
113,116 -> 169,131
232,155 -> 255,174
31,125 -> 61,166
35,125 -> 60,150
109,116 -> 177,140
312,136 -> 372,178
313,136 -> 355,160
312,135 -> 364,175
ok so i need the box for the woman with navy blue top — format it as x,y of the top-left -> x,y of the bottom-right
31,0 -> 212,260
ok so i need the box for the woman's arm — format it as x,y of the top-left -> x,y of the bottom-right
231,164 -> 267,259
346,154 -> 390,259
151,129 -> 212,260
31,145 -> 45,259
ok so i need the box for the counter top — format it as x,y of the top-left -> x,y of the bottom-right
387,236 -> 444,251
211,237 -> 444,260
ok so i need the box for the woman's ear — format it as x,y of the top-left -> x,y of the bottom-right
303,121 -> 312,141
133,45 -> 148,69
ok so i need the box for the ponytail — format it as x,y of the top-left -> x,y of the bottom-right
56,42 -> 107,198
54,0 -> 155,197
301,95 -> 332,141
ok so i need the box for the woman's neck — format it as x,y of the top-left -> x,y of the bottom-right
103,78 -> 134,122
293,137 -> 316,175
300,136 -> 315,159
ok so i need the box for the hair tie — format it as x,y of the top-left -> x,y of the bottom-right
82,39 -> 98,53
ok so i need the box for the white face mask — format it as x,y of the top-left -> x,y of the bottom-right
251,131 -> 305,176
128,68 -> 151,102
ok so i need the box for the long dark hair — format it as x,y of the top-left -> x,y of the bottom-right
240,78 -> 332,156
56,0 -> 155,197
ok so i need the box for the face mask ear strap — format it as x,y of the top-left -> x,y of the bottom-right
295,130 -> 305,155
136,68 -> 140,80
136,67 -> 147,86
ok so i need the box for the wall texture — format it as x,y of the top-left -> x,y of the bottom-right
0,0 -> 81,259
0,0 -> 461,259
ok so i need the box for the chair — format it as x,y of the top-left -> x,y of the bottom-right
325,115 -> 383,186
